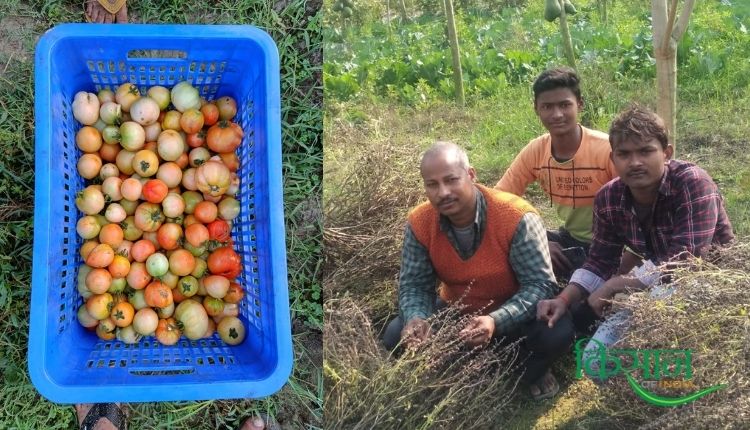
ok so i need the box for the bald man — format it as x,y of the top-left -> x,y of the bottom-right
383,142 -> 574,400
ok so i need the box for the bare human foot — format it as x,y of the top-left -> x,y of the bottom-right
75,403 -> 127,430
85,0 -> 128,23
239,413 -> 280,430
240,416 -> 266,430
529,370 -> 560,401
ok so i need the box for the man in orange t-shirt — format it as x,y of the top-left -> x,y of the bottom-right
496,67 -> 617,281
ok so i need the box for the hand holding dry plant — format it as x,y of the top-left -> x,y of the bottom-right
587,282 -> 617,317
401,317 -> 431,349
459,315 -> 495,347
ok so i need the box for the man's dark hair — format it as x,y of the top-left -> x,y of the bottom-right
532,67 -> 582,102
608,104 -> 669,150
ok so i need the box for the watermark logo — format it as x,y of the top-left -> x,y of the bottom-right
574,337 -> 727,407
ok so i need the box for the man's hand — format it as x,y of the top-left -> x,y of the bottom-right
401,318 -> 431,349
587,275 -> 638,317
587,283 -> 616,317
549,241 -> 572,275
536,297 -> 568,329
459,315 -> 495,347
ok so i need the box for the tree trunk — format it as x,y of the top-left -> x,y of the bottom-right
651,0 -> 696,152
558,0 -> 576,68
386,0 -> 392,35
653,48 -> 677,150
398,0 -> 409,23
598,0 -> 608,26
444,0 -> 465,106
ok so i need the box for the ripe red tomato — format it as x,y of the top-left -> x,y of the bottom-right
206,121 -> 243,153
207,246 -> 241,279
207,219 -> 231,243
142,179 -> 169,203
224,282 -> 245,304
185,223 -> 210,248
144,280 -> 174,308
200,103 -> 220,126
156,222 -> 183,250
217,152 -> 240,172
155,317 -> 181,345
186,130 -> 207,148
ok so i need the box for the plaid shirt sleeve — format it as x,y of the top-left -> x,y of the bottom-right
667,176 -> 727,258
398,224 -> 438,323
489,212 -> 558,335
574,187 -> 625,293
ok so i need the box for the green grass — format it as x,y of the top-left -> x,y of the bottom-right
0,0 -> 321,428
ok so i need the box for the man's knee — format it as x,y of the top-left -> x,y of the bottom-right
382,316 -> 404,351
546,229 -> 562,243
570,301 -> 602,335
525,313 -> 575,354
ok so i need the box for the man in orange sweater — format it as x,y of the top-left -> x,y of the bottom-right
383,142 -> 574,400
496,67 -> 617,281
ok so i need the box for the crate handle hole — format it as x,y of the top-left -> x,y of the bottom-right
127,50 -> 187,60
129,367 -> 195,376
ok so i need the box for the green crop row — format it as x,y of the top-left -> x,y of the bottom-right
324,1 -> 750,106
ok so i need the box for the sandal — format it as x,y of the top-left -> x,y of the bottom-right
529,371 -> 560,401
78,403 -> 128,430
85,0 -> 128,23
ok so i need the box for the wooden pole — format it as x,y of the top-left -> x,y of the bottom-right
444,0 -> 465,106
651,0 -> 696,152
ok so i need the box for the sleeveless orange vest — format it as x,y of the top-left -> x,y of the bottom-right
408,185 -> 537,314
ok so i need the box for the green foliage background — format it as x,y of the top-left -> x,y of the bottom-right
324,0 -> 750,233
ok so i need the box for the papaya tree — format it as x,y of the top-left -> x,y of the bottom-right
444,0 -> 465,106
651,0 -> 696,150
332,0 -> 355,20
544,0 -> 578,68
331,0 -> 356,38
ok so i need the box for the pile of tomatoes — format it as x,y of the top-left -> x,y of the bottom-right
72,81 -> 247,346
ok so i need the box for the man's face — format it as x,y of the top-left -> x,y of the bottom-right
534,88 -> 582,136
611,137 -> 673,193
421,153 -> 477,220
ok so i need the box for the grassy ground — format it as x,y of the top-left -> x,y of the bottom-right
0,0 -> 321,428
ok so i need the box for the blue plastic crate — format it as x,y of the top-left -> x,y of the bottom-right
30,24 -> 292,403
